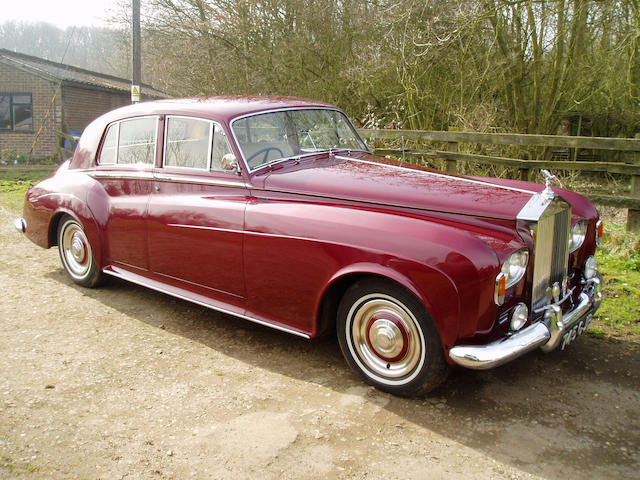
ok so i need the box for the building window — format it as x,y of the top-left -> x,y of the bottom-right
0,93 -> 33,132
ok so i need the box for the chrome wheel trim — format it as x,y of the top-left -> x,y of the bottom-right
60,220 -> 92,280
346,293 -> 426,386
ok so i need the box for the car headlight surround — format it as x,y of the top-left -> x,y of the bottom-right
569,220 -> 588,253
500,249 -> 529,289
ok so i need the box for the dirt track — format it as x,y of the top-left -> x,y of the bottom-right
1,205 -> 639,479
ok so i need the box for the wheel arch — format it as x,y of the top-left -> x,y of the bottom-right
47,207 -> 103,267
315,263 -> 458,350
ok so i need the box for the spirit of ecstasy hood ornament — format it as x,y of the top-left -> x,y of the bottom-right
541,169 -> 557,200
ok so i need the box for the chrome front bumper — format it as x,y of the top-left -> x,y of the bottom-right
449,276 -> 603,370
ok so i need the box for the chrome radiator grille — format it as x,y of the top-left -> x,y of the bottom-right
531,200 -> 571,307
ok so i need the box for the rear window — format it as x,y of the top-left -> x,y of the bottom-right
98,116 -> 158,166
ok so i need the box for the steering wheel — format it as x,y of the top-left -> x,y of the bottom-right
247,147 -> 284,166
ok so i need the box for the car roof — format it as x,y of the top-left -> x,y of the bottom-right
100,96 -> 338,124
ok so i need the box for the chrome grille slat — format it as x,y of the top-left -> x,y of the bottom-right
551,208 -> 571,283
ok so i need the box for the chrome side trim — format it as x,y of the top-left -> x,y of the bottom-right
102,266 -> 311,339
449,275 -> 601,369
90,170 -> 155,181
152,173 -> 247,188
168,224 -> 242,234
168,224 -> 342,247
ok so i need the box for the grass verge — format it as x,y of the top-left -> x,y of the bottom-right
0,167 -> 55,212
592,208 -> 640,339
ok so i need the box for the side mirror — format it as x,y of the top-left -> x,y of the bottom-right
221,153 -> 241,175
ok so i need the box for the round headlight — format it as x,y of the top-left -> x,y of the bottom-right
511,303 -> 529,331
500,249 -> 529,288
584,255 -> 598,279
569,221 -> 588,253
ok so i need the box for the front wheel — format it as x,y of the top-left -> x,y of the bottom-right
57,215 -> 103,288
337,279 -> 449,396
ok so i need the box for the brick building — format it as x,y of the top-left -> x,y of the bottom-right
0,48 -> 166,159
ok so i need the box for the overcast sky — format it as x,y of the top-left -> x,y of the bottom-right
3,0 -> 117,29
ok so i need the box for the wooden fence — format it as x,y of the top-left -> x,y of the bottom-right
359,129 -> 640,232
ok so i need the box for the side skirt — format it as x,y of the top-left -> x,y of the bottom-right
103,265 -> 311,339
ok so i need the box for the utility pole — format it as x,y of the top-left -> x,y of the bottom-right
131,0 -> 141,103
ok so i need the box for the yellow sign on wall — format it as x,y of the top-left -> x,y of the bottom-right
131,85 -> 140,103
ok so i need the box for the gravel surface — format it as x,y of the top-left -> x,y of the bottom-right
1,205 -> 639,479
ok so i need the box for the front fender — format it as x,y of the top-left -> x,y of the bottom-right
323,261 -> 460,350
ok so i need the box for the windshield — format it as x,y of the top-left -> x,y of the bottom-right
232,108 -> 368,170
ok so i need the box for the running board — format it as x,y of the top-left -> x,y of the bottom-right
102,265 -> 311,339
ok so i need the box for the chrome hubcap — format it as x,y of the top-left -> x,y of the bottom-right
367,316 -> 407,362
349,295 -> 424,380
70,234 -> 86,263
61,222 -> 91,279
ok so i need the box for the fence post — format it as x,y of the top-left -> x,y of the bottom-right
441,141 -> 457,174
520,152 -> 532,181
626,134 -> 640,232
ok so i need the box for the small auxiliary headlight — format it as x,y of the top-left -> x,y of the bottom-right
585,256 -> 598,279
511,303 -> 529,331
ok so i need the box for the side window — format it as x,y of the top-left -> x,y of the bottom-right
99,123 -> 118,164
212,124 -> 233,172
165,117 -> 212,169
118,117 -> 157,165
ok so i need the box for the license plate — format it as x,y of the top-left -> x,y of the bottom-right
560,315 -> 592,350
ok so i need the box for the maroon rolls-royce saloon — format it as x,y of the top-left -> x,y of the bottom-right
16,97 -> 603,396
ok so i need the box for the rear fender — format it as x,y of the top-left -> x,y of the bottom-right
46,198 -> 103,267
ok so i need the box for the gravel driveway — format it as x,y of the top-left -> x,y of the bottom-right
1,205 -> 638,479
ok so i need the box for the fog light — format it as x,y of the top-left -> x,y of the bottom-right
584,256 -> 598,279
511,303 -> 529,331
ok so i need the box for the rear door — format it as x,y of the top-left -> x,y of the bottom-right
93,116 -> 158,271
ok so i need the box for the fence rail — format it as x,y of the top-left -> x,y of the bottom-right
359,129 -> 640,232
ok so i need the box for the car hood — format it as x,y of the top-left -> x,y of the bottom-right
259,152 -> 537,220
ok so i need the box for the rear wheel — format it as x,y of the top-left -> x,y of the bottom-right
337,278 -> 449,396
57,215 -> 103,288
